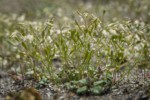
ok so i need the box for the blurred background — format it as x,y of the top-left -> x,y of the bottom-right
0,0 -> 149,22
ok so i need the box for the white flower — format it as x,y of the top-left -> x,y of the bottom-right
134,34 -> 140,41
134,43 -> 144,51
134,20 -> 139,25
80,25 -> 85,28
12,47 -> 17,51
102,30 -> 109,36
46,36 -> 52,43
24,34 -> 34,43
79,16 -> 84,23
3,59 -> 8,66
97,24 -> 101,28
119,24 -> 125,30
63,16 -> 69,21
16,54 -> 20,59
56,30 -> 61,34
109,29 -> 117,35
18,14 -> 25,21
125,34 -> 133,42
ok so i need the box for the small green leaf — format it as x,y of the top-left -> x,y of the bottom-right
93,80 -> 106,86
22,42 -> 27,50
14,37 -> 20,42
90,86 -> 102,95
71,81 -> 79,85
79,79 -> 88,85
77,86 -> 88,94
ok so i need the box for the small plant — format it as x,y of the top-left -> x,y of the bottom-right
8,12 -> 150,95
0,1 -> 150,98
65,70 -> 112,95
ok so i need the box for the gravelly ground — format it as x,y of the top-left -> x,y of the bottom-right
0,70 -> 150,100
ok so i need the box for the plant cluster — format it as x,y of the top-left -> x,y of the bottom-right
7,12 -> 150,94
0,0 -> 150,95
